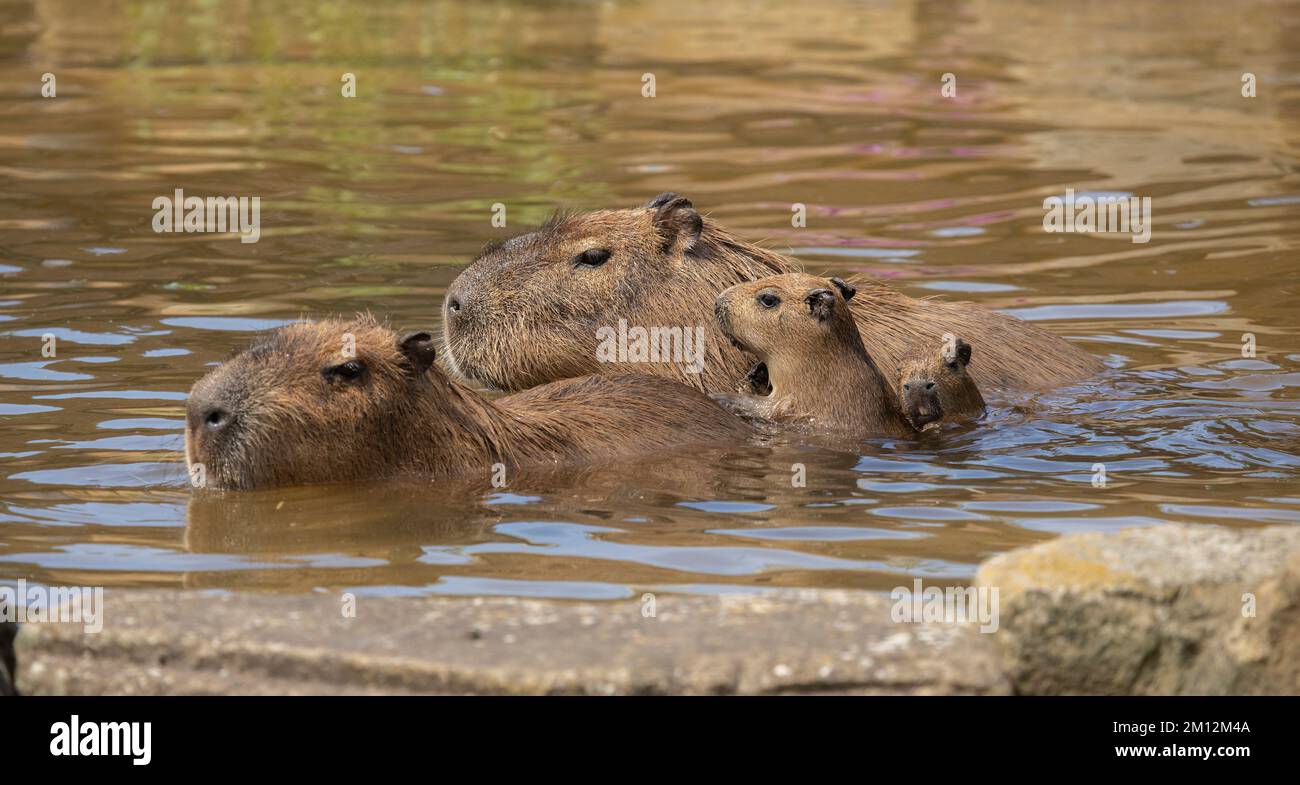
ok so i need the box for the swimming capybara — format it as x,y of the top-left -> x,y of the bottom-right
896,334 -> 987,429
184,315 -> 753,489
713,273 -> 916,439
441,193 -> 1102,396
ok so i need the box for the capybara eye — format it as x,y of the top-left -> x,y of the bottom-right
324,359 -> 366,383
946,361 -> 960,372
758,292 -> 780,309
573,248 -> 611,269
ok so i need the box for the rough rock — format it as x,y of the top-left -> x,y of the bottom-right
977,524 -> 1300,695
13,589 -> 1007,696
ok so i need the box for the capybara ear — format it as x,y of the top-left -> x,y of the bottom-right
646,192 -> 685,209
829,277 -> 856,301
955,337 -> 972,366
649,193 -> 703,254
806,288 -> 836,321
942,335 -> 972,367
398,331 -> 438,376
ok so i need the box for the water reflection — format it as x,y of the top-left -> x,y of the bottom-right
0,0 -> 1297,597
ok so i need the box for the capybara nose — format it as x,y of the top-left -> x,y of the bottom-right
187,386 -> 233,434
925,382 -> 936,391
445,280 -> 472,320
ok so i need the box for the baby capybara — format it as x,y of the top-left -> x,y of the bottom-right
896,335 -> 987,429
184,315 -> 753,489
442,193 -> 1102,395
713,273 -> 916,439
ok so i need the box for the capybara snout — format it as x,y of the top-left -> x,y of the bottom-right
896,335 -> 985,430
186,379 -> 232,438
900,379 -> 943,427
185,374 -> 243,476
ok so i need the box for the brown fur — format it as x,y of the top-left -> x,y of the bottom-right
185,315 -> 753,490
714,273 -> 915,439
896,335 -> 987,429
441,193 -> 1102,396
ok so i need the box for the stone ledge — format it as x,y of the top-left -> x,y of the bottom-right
13,589 -> 1007,696
11,524 -> 1300,696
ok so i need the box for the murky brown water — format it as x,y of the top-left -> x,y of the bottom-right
2,0 -> 1299,600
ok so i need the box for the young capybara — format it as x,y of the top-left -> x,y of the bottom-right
895,334 -> 987,429
713,273 -> 916,439
441,193 -> 1102,396
184,315 -> 753,489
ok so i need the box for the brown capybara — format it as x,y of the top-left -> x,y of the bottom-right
896,334 -> 987,430
184,315 -> 753,490
713,273 -> 916,439
441,193 -> 1102,396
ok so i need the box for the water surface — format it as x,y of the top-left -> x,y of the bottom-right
2,0 -> 1299,598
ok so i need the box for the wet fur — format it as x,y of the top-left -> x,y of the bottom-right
185,315 -> 753,489
442,194 -> 1102,396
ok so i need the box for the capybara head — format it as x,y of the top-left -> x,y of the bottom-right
896,335 -> 985,429
714,272 -> 861,363
442,193 -> 791,391
713,272 -> 916,438
185,315 -> 441,489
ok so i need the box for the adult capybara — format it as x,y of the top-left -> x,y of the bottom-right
896,335 -> 987,429
184,315 -> 752,489
713,273 -> 915,439
441,193 -> 1102,395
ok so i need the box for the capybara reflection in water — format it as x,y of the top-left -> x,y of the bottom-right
713,273 -> 916,439
896,335 -> 987,430
184,315 -> 753,489
442,193 -> 1102,396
